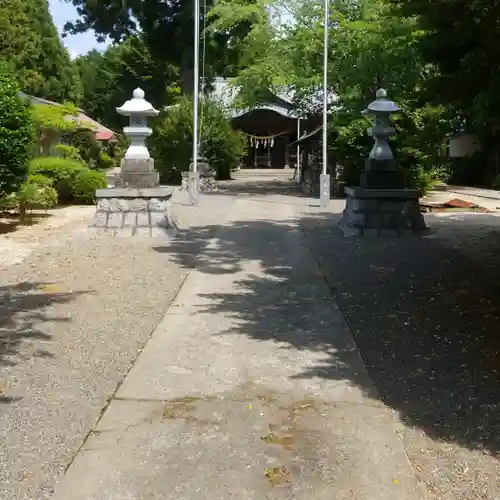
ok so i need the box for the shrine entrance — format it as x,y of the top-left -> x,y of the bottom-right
232,108 -> 299,169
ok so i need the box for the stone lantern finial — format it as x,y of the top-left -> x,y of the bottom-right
362,88 -> 400,161
133,88 -> 145,99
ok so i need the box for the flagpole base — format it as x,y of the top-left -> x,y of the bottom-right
188,171 -> 200,206
319,173 -> 330,208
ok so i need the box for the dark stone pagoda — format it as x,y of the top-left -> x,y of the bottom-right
338,89 -> 426,237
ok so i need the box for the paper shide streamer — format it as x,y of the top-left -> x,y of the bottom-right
246,131 -> 287,149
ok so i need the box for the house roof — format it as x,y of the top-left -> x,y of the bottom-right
19,92 -> 117,141
71,111 -> 117,140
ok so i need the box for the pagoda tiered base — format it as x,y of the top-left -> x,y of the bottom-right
338,186 -> 426,237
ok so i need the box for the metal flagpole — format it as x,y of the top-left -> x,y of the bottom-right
189,0 -> 201,205
319,0 -> 330,207
296,118 -> 301,183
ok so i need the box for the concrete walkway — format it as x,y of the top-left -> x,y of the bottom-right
447,185 -> 500,201
51,188 -> 425,500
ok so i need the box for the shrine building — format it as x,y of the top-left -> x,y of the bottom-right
210,78 -> 323,169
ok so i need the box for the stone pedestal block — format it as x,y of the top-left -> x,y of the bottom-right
338,186 -> 426,237
90,188 -> 177,238
300,165 -> 337,197
181,162 -> 218,192
116,158 -> 160,189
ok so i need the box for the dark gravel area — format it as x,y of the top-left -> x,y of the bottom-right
299,209 -> 500,500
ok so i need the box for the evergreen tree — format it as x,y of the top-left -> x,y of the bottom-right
29,0 -> 82,103
0,0 -> 44,94
0,65 -> 34,196
76,37 -> 179,130
0,0 -> 82,103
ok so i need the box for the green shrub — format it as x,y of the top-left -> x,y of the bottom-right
16,176 -> 58,219
98,152 -> 115,169
405,163 -> 451,195
37,185 -> 58,208
329,115 -> 371,186
492,174 -> 500,190
0,65 -> 34,196
26,173 -> 54,187
53,144 -> 84,163
71,128 -> 103,168
150,96 -> 246,182
29,156 -> 85,202
72,169 -> 107,204
330,102 -> 453,195
0,193 -> 17,212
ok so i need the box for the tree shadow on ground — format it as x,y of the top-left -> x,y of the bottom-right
0,282 -> 88,402
0,212 -> 53,235
154,211 -> 500,458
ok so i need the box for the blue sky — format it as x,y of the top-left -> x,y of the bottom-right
48,0 -> 106,57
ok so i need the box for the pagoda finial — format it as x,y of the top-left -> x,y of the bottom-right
133,88 -> 145,99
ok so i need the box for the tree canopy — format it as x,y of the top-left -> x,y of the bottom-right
0,0 -> 82,103
0,0 -> 497,193
206,0 -> 453,190
75,36 -> 180,130
0,65 -> 34,196
64,0 -> 262,92
392,0 -> 500,139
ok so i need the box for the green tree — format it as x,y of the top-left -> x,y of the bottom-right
30,0 -> 82,102
65,0 -> 262,93
0,0 -> 82,103
212,0 -> 452,191
75,37 -> 179,131
392,0 -> 500,139
0,0 -> 44,94
207,0 -> 284,107
150,96 -> 246,181
0,66 -> 34,196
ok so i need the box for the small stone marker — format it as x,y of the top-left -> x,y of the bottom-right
90,88 -> 177,237
182,156 -> 217,192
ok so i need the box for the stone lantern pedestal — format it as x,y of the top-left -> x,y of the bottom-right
116,158 -> 160,189
90,88 -> 177,237
338,89 -> 425,237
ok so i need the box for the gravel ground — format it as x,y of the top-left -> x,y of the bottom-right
0,206 -> 95,268
0,191 -> 234,500
298,205 -> 500,500
3,178 -> 500,500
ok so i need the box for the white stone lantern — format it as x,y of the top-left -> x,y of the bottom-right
116,88 -> 159,160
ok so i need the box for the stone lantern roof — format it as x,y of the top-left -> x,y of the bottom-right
116,88 -> 159,116
363,89 -> 400,115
